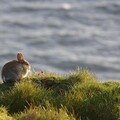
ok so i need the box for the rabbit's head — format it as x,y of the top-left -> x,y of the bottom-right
17,52 -> 31,70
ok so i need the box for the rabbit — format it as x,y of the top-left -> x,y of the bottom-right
1,53 -> 31,83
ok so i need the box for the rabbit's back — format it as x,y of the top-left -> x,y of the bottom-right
1,60 -> 29,83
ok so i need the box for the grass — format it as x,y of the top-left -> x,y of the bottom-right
0,69 -> 120,120
15,105 -> 75,120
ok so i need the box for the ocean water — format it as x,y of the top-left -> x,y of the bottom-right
0,0 -> 120,81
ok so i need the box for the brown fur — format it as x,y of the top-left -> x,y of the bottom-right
1,53 -> 30,83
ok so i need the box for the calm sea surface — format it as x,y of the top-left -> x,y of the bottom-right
0,0 -> 120,80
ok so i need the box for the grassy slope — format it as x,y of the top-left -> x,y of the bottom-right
0,69 -> 120,120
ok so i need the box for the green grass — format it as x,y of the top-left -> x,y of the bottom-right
0,106 -> 14,120
0,69 -> 120,120
15,105 -> 75,120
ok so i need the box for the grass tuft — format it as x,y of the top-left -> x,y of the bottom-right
0,81 -> 52,113
15,105 -> 75,120
0,106 -> 13,120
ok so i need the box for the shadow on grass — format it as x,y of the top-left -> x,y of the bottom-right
30,69 -> 95,95
0,82 -> 15,93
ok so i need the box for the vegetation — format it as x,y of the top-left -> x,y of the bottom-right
0,69 -> 120,120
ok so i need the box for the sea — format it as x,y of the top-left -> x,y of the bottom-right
0,0 -> 120,81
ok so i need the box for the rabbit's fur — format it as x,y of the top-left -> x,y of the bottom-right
1,53 -> 31,83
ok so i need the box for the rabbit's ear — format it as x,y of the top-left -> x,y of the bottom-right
17,53 -> 24,61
